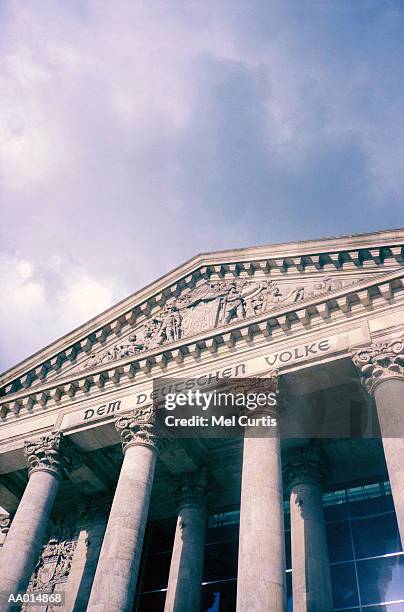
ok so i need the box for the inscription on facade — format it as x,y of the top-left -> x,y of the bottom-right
83,400 -> 122,421
264,339 -> 330,367
63,335 -> 343,429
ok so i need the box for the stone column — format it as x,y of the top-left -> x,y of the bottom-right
283,446 -> 333,612
0,432 -> 75,611
353,336 -> 404,544
164,470 -> 210,612
236,373 -> 286,612
87,406 -> 166,612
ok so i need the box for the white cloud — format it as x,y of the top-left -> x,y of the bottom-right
0,255 -> 127,370
0,1 -> 403,371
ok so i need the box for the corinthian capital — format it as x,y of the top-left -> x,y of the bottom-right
115,406 -> 166,453
352,336 -> 404,394
283,445 -> 328,493
172,469 -> 212,512
234,371 -> 280,418
235,370 -> 279,393
24,431 -> 78,479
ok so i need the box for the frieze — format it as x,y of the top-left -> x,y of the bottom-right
59,333 -> 348,430
78,276 -> 357,370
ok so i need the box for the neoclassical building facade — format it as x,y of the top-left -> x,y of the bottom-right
0,229 -> 403,612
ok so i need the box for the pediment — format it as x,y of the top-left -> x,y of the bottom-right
65,274 -> 364,375
1,229 -> 403,397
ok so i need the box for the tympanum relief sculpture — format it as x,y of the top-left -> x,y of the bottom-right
79,276 -> 353,370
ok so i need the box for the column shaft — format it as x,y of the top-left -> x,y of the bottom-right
289,481 -> 333,612
164,505 -> 207,612
0,431 -> 71,612
236,434 -> 286,611
87,443 -> 157,612
352,337 -> 404,545
0,470 -> 60,610
374,378 -> 404,544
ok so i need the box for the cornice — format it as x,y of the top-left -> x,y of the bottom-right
0,267 -> 402,421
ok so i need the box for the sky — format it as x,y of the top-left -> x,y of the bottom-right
1,0 -> 403,373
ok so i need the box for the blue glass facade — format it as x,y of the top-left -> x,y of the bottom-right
134,481 -> 404,611
322,482 -> 404,611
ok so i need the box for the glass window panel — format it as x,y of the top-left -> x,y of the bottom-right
348,494 -> 394,518
357,555 -> 404,605
284,512 -> 291,530
134,590 -> 166,611
347,483 -> 383,502
147,519 -> 176,553
201,580 -> 237,612
140,552 -> 171,591
285,530 -> 291,570
206,523 -> 239,545
384,481 -> 392,495
347,485 -> 366,500
330,562 -> 359,609
203,541 -> 239,582
324,501 -> 349,522
326,521 -> 353,562
323,489 -> 346,506
352,513 -> 401,558
208,510 -> 240,529
286,572 -> 292,612
363,605 -> 404,612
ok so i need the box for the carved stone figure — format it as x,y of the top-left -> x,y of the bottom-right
220,282 -> 245,324
142,317 -> 161,349
79,276 -> 357,370
29,538 -> 77,592
23,518 -> 81,608
155,303 -> 182,344
310,276 -> 343,296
